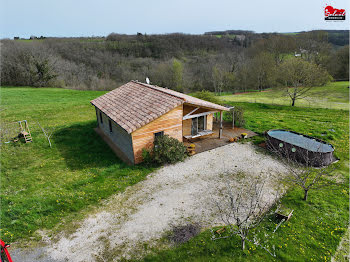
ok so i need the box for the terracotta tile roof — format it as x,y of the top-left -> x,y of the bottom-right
91,81 -> 229,133
137,81 -> 230,112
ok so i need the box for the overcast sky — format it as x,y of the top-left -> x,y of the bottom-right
1,0 -> 349,38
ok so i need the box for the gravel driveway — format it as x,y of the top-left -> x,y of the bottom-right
11,143 -> 287,261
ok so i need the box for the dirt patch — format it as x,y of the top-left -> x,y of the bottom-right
14,143 -> 288,261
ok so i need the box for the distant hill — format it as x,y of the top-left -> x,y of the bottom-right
2,29 -> 348,91
204,29 -> 349,46
308,30 -> 349,46
204,30 -> 255,35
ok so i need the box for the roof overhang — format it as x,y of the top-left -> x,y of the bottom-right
183,102 -> 230,112
183,110 -> 217,120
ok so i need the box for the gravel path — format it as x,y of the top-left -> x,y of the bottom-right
11,143 -> 287,261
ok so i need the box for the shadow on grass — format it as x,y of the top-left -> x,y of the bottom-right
53,121 -> 126,170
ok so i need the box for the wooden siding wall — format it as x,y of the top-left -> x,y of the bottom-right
131,105 -> 183,164
95,108 -> 135,164
183,119 -> 192,136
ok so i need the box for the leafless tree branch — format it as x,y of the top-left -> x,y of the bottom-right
212,175 -> 281,253
37,122 -> 55,148
266,139 -> 338,201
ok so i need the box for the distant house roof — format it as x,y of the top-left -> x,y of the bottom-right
91,81 -> 229,133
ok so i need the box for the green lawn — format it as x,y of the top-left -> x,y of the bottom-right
0,87 -> 348,261
219,81 -> 349,110
0,87 -> 154,242
142,103 -> 349,261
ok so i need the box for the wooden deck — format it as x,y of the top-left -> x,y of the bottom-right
184,121 -> 257,154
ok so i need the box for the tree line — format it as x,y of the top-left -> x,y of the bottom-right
0,31 -> 348,92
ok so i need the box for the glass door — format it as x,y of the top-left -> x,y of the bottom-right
191,117 -> 198,136
198,116 -> 205,132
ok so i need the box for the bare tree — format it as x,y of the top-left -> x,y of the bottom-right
296,31 -> 330,63
212,176 -> 280,252
212,64 -> 225,95
267,139 -> 337,201
249,35 -> 297,65
250,52 -> 276,91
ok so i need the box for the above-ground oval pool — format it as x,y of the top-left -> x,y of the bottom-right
266,129 -> 335,167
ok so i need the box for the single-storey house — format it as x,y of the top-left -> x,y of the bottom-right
91,80 -> 230,165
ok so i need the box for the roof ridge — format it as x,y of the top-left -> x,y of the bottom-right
130,80 -> 229,112
91,81 -> 184,134
131,80 -> 185,101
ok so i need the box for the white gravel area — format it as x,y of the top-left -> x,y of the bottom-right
39,143 -> 287,261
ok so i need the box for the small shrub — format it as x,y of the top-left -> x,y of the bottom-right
142,148 -> 154,165
223,106 -> 245,127
153,135 -> 187,165
234,106 -> 245,127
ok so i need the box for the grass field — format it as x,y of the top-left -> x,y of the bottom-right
0,87 -> 154,243
219,81 -> 349,110
0,87 -> 349,261
142,103 -> 349,261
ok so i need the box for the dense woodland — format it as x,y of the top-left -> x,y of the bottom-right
0,30 -> 348,92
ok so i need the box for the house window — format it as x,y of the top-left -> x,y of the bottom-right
109,119 -> 113,133
191,116 -> 207,136
154,131 -> 164,139
99,112 -> 103,124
